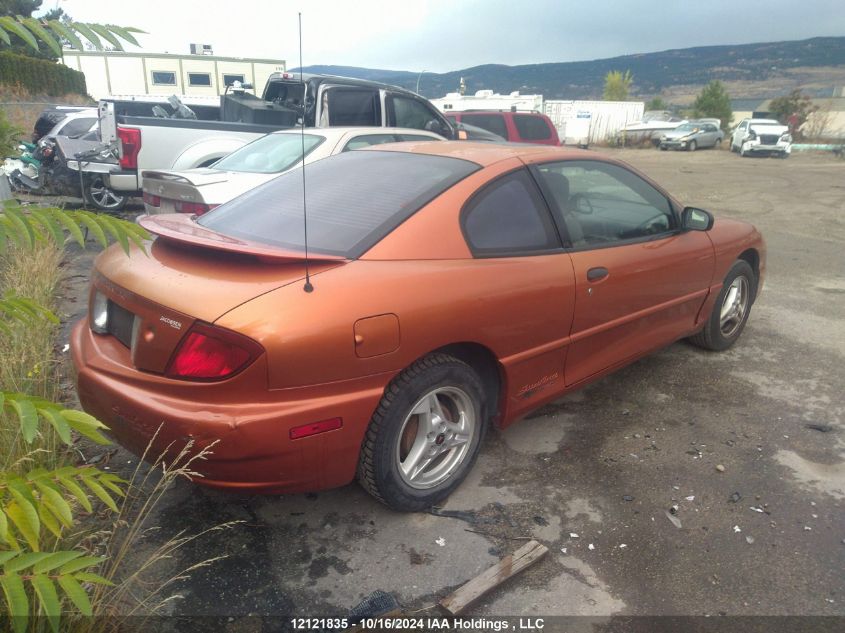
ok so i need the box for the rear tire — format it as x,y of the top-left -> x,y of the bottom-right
84,175 -> 128,212
357,353 -> 487,512
689,260 -> 756,351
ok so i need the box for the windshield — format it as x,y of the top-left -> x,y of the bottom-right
212,133 -> 325,174
674,124 -> 698,133
198,150 -> 480,258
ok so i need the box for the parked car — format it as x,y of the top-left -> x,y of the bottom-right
444,110 -> 561,145
71,74 -> 460,199
72,142 -> 765,511
730,118 -> 792,157
659,121 -> 724,151
142,127 -> 444,215
31,106 -> 97,143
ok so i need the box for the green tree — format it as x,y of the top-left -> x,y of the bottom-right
0,9 -> 142,59
645,96 -> 668,111
603,70 -> 633,101
692,80 -> 733,132
768,89 -> 818,138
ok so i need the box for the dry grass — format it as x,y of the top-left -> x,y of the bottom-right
70,433 -> 240,631
0,240 -> 65,468
1,84 -> 94,133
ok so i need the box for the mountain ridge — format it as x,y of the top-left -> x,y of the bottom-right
293,36 -> 845,102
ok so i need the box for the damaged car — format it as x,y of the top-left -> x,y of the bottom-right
730,118 -> 792,158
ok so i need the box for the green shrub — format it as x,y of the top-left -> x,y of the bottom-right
0,51 -> 86,96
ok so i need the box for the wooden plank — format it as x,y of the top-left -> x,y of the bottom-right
439,539 -> 548,615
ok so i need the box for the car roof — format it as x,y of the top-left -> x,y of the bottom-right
365,140 -> 590,166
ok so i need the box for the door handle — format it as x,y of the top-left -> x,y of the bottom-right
587,267 -> 609,282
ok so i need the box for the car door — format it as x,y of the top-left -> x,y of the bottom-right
459,166 -> 576,419
531,160 -> 714,386
732,120 -> 748,147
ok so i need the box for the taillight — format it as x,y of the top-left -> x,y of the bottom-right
173,200 -> 217,216
142,192 -> 161,207
165,322 -> 263,381
117,127 -> 141,169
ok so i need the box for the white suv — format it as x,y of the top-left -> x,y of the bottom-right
730,118 -> 792,158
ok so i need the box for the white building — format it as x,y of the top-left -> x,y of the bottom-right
61,50 -> 286,100
430,90 -> 544,113
544,100 -> 645,145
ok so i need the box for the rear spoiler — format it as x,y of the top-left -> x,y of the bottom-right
138,214 -> 347,263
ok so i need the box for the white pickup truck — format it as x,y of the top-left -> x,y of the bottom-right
71,73 -> 459,207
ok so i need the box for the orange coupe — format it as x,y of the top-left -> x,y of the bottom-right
72,142 -> 765,511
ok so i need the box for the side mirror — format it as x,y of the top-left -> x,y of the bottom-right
457,128 -> 468,140
682,207 -> 714,231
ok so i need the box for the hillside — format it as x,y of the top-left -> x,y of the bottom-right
296,36 -> 845,103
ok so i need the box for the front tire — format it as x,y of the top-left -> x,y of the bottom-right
357,353 -> 487,511
689,260 -> 756,351
688,140 -> 697,152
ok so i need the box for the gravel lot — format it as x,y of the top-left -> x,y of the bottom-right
57,147 -> 844,624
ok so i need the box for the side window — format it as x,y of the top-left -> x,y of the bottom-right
739,121 -> 748,130
342,134 -> 399,151
188,72 -> 211,87
151,71 -> 176,86
513,114 -> 551,141
323,88 -> 380,126
389,95 -> 442,132
460,114 -> 508,139
535,161 -> 675,248
462,169 -> 559,256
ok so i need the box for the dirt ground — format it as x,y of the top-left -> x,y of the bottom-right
55,147 -> 844,626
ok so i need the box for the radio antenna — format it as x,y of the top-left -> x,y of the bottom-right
299,12 -> 313,293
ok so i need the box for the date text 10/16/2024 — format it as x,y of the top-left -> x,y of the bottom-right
290,617 -> 546,630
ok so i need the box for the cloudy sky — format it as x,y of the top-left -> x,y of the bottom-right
51,0 -> 844,72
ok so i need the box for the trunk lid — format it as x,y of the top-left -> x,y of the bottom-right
92,222 -> 344,373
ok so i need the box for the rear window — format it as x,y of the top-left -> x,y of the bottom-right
212,133 -> 325,174
198,151 -> 480,258
513,115 -> 552,140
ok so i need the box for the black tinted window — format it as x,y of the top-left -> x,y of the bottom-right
188,73 -> 211,87
199,151 -> 479,258
513,115 -> 551,140
326,88 -> 380,126
151,71 -> 176,85
461,114 -> 508,139
462,169 -> 558,255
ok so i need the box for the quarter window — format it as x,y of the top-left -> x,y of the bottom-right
151,71 -> 176,86
462,169 -> 559,256
188,72 -> 211,87
535,161 -> 675,248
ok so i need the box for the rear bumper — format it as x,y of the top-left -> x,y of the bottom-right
71,319 -> 387,494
